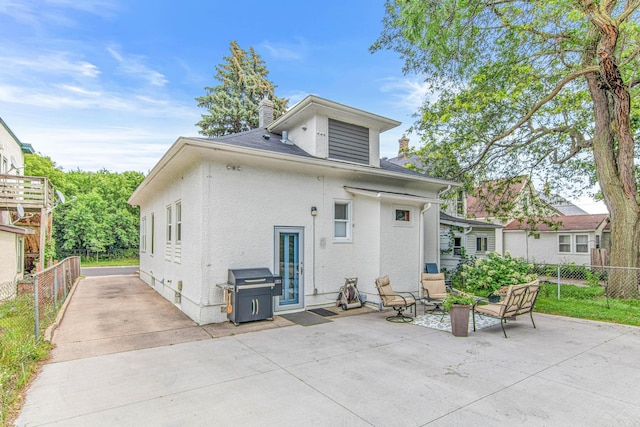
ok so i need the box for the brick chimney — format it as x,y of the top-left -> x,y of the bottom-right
258,95 -> 274,128
398,135 -> 409,157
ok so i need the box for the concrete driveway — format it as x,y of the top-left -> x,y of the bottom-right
16,275 -> 640,426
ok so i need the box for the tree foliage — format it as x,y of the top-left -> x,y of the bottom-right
24,154 -> 144,260
373,1 -> 640,289
196,40 -> 288,137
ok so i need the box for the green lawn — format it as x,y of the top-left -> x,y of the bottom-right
535,283 -> 640,327
80,256 -> 139,267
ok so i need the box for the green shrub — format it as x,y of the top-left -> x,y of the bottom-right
460,252 -> 537,297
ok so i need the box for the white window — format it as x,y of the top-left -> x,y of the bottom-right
395,208 -> 411,222
456,191 -> 464,216
575,235 -> 589,253
334,201 -> 352,241
453,237 -> 463,256
476,237 -> 488,253
140,216 -> 147,252
394,205 -> 412,225
150,213 -> 155,254
166,206 -> 172,242
17,236 -> 24,273
175,201 -> 182,243
559,235 -> 571,253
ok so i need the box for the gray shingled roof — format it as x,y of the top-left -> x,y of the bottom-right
194,128 -> 437,179
440,212 -> 503,228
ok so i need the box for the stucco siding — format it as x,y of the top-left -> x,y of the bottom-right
0,231 -> 18,285
504,231 -> 595,265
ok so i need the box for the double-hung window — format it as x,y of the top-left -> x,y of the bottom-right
575,235 -> 588,253
558,235 -> 571,253
166,205 -> 172,243
175,201 -> 182,243
140,216 -> 147,252
476,237 -> 488,253
334,201 -> 352,241
150,213 -> 155,254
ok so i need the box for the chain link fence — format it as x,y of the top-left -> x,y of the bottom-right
0,257 -> 80,345
530,263 -> 640,303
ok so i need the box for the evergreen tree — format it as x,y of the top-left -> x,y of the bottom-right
196,41 -> 288,136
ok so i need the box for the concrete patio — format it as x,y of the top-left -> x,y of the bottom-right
16,275 -> 640,426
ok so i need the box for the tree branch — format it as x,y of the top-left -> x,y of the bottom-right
466,65 -> 600,170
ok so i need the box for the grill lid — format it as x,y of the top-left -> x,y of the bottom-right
228,268 -> 275,285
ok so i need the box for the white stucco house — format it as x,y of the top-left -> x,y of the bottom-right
386,137 -> 503,271
128,95 -> 459,324
503,214 -> 610,265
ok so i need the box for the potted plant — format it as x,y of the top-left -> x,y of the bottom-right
489,286 -> 508,303
444,293 -> 476,337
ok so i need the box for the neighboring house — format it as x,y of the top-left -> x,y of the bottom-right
538,192 -> 589,216
128,95 -> 459,325
466,176 -> 562,225
439,212 -> 503,270
0,117 -> 42,290
387,137 -> 503,270
503,214 -> 610,265
0,224 -> 33,301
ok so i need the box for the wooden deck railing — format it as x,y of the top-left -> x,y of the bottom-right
0,174 -> 54,210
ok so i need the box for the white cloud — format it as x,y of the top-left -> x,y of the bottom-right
0,51 -> 100,79
106,45 -> 168,87
106,46 -> 123,62
378,76 -> 435,112
260,39 -> 306,61
0,0 -> 118,28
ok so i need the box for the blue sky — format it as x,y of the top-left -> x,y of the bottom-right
0,0 -> 426,172
0,0 -> 606,213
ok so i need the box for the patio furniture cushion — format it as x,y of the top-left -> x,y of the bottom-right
375,275 -> 417,322
472,280 -> 540,338
420,273 -> 448,299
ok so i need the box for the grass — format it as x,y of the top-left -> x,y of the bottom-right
0,295 -> 51,426
535,283 -> 640,326
80,256 -> 139,267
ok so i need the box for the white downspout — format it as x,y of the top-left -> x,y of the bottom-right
419,203 -> 433,290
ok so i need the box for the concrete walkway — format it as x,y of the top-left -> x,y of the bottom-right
16,276 -> 640,426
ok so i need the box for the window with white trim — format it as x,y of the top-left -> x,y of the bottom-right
394,205 -> 412,225
17,236 -> 24,273
559,235 -> 571,253
140,216 -> 147,252
453,237 -> 462,255
334,201 -> 352,241
575,234 -> 589,253
175,201 -> 182,243
476,237 -> 488,253
150,213 -> 155,254
166,205 -> 172,242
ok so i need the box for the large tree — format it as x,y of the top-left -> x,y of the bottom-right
373,1 -> 640,296
196,40 -> 288,137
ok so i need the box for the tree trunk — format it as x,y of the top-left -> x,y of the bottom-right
583,17 -> 640,298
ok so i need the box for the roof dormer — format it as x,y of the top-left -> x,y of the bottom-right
268,95 -> 400,167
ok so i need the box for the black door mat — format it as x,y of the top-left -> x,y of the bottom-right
280,311 -> 332,326
309,308 -> 339,317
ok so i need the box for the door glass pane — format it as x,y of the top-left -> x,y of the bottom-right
279,233 -> 299,306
